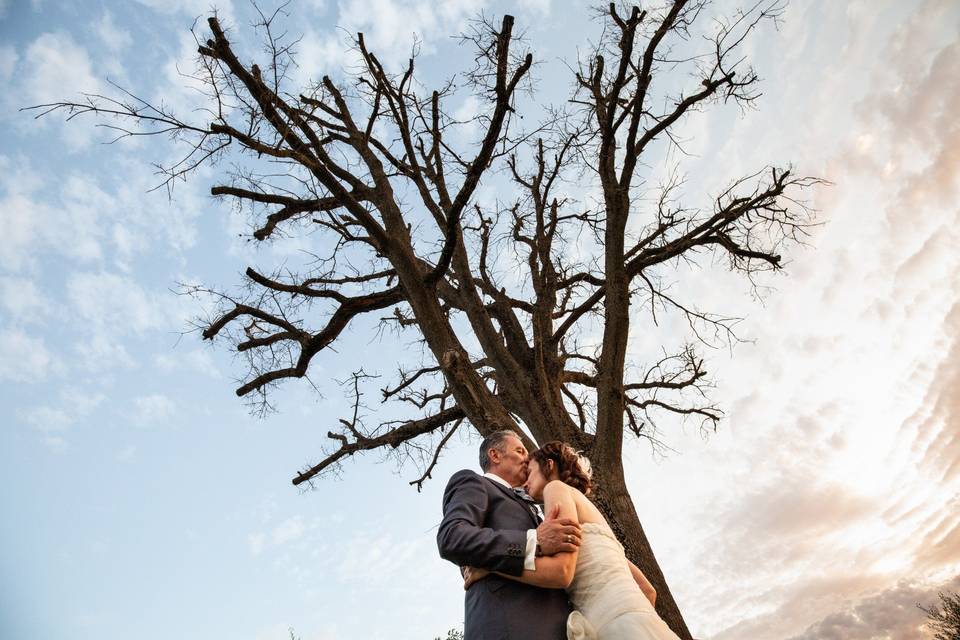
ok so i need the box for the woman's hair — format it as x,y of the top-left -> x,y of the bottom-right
529,441 -> 592,495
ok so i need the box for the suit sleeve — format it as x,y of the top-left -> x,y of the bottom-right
436,470 -> 527,576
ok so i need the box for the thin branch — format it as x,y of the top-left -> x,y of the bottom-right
292,405 -> 465,485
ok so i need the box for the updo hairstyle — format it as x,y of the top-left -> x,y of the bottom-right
529,441 -> 592,495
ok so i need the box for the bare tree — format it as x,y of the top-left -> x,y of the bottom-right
28,1 -> 823,636
920,591 -> 960,640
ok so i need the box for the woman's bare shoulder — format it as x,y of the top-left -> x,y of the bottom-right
543,479 -> 572,496
571,490 -> 607,525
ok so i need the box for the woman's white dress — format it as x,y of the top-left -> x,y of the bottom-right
565,522 -> 680,640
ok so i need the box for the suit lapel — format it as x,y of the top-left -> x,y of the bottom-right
483,476 -> 540,527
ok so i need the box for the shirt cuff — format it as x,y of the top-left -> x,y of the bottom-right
524,529 -> 538,571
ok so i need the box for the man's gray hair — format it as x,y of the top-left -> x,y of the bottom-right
479,429 -> 519,471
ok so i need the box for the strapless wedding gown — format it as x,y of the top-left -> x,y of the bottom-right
566,522 -> 680,640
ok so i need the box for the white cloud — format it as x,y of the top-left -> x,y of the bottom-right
0,155 -> 205,279
0,191 -> 45,271
0,155 -> 43,196
247,532 -> 266,556
67,271 -> 167,335
0,158 -> 48,272
22,406 -> 73,432
111,222 -> 148,264
517,0 -> 551,14
55,174 -> 121,262
248,515 -> 308,556
152,30 -> 214,125
134,0 -> 235,23
788,576 -> 960,640
271,515 -> 305,545
61,387 -> 106,415
0,44 -> 16,81
288,29 -> 355,89
93,11 -> 133,52
451,94 -> 483,145
111,164 -> 203,253
20,387 -> 105,438
155,348 -> 220,378
334,530 -> 431,588
74,335 -> 136,373
0,163 -> 126,271
131,393 -> 176,426
41,435 -> 68,452
0,328 -> 53,382
19,32 -> 103,149
0,276 -> 51,323
335,0 -> 485,63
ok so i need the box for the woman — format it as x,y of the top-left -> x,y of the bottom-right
465,441 -> 680,640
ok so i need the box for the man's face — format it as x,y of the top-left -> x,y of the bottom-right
489,434 -> 529,487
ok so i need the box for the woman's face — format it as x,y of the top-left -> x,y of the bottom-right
523,458 -> 553,502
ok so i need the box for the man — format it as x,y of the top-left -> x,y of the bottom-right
437,429 -> 581,639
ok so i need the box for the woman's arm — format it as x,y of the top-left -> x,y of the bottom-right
491,481 -> 580,589
462,558 -> 571,590
627,559 -> 657,606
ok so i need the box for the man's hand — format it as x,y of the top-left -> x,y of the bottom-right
535,503 -> 581,555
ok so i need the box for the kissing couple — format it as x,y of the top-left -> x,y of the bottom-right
437,429 -> 680,640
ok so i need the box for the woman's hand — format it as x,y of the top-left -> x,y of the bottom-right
462,566 -> 489,590
627,560 -> 657,607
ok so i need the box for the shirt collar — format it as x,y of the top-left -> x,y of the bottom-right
483,472 -> 514,489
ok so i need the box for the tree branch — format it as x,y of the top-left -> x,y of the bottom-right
292,405 -> 466,486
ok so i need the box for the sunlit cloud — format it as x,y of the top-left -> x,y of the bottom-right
787,575 -> 960,640
613,2 -> 960,638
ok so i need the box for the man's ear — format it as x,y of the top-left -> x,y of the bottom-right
487,448 -> 499,465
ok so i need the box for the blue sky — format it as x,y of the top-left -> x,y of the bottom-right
2,1 -> 959,639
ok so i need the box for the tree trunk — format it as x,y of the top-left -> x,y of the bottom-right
589,452 -> 693,639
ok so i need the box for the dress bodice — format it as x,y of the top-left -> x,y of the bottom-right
566,522 -> 659,636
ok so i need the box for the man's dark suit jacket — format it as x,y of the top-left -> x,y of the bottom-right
437,469 -> 571,640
